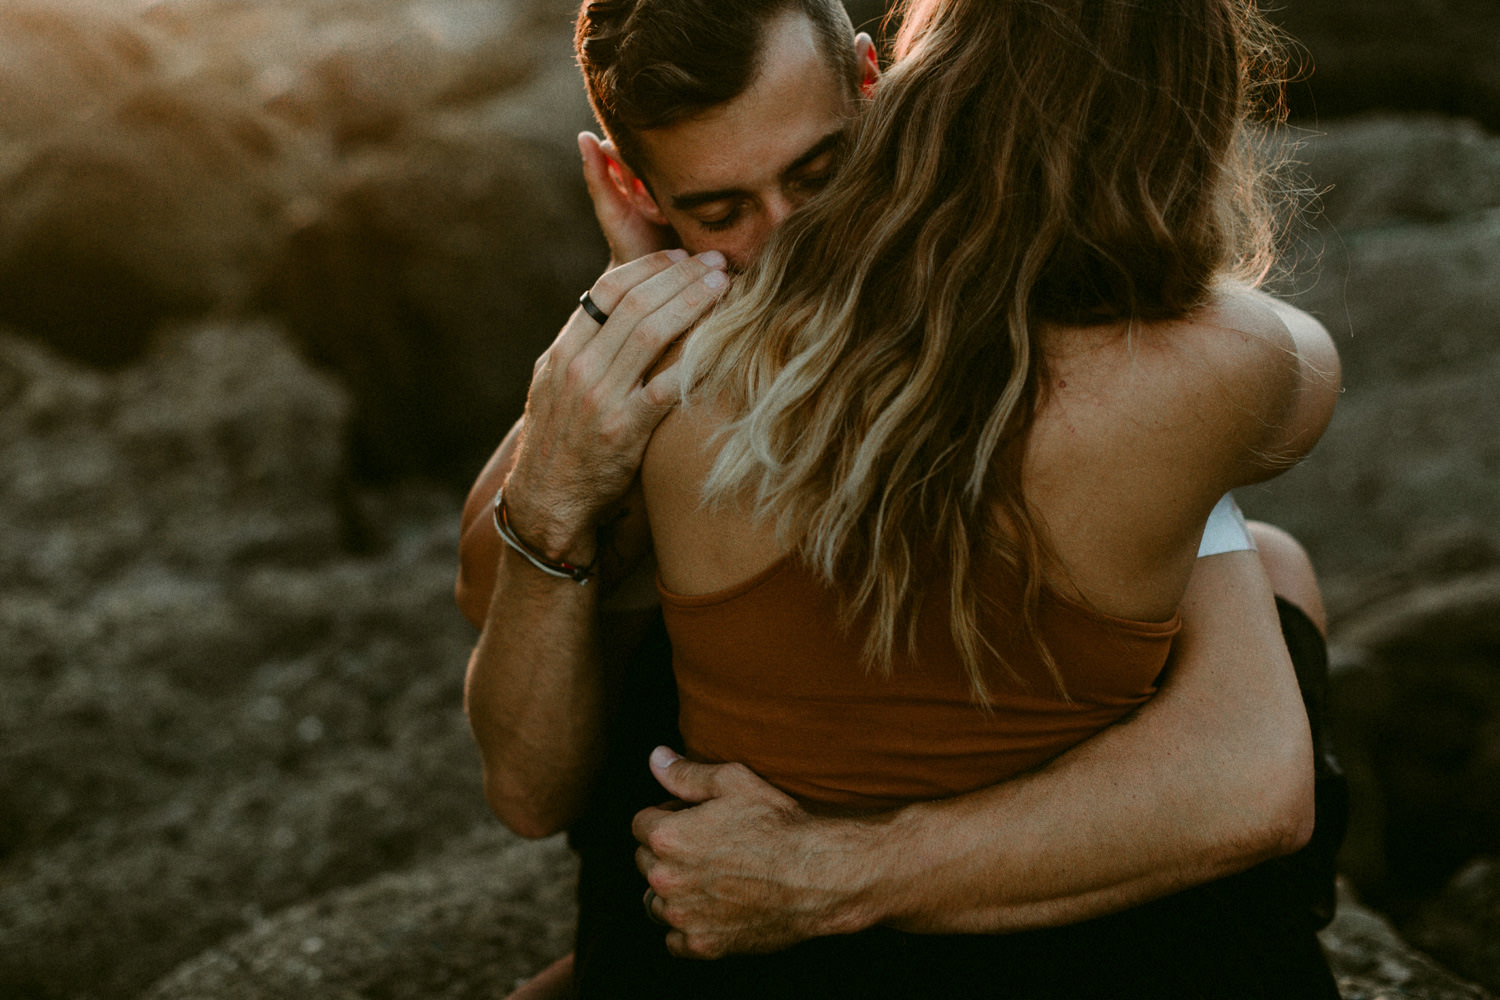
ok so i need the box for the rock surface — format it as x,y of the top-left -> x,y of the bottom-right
0,2 -> 1498,1000
1243,113 -> 1500,594
0,323 -> 500,999
142,830 -> 578,1000
1326,883 -> 1494,1000
1267,0 -> 1500,132
1318,545 -> 1500,995
1406,859 -> 1500,994
0,0 -> 605,483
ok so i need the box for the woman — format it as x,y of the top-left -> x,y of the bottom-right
648,0 -> 1333,802
626,0 -> 1340,994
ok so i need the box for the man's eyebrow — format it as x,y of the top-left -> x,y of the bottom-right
670,185 -> 749,213
668,129 -> 848,213
780,129 -> 846,178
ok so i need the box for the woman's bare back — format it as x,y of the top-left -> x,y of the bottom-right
643,283 -> 1338,619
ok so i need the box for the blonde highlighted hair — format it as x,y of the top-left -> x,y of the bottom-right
679,0 -> 1295,699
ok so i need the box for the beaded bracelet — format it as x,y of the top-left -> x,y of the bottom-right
491,486 -> 596,585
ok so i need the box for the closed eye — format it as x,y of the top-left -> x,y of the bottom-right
694,204 -> 745,232
785,146 -> 842,200
790,170 -> 833,195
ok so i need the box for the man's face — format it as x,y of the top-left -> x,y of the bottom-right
629,12 -> 860,272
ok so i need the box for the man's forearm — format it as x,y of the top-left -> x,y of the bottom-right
845,550 -> 1316,933
458,419 -> 612,838
465,517 -> 611,838
460,252 -> 728,838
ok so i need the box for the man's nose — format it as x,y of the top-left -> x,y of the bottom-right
764,190 -> 799,229
735,193 -> 801,269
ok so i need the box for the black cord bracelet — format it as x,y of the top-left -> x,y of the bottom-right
491,486 -> 596,585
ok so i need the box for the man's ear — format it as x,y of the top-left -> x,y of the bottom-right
599,138 -> 670,227
855,32 -> 880,96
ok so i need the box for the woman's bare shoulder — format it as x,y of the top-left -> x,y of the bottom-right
1024,287 -> 1339,609
1036,291 -> 1309,456
1039,284 -> 1336,478
641,395 -> 720,525
643,394 -> 786,595
1174,282 -> 1341,482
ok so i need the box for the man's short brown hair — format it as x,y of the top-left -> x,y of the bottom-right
576,0 -> 859,177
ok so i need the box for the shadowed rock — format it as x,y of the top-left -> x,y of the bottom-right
1324,882 -> 1495,1000
1407,859 -> 1500,994
1268,0 -> 1500,132
1244,115 -> 1500,589
0,324 -> 494,999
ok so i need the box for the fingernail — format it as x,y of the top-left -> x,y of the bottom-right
698,250 -> 726,269
665,248 -> 689,262
704,269 -> 728,290
651,746 -> 681,769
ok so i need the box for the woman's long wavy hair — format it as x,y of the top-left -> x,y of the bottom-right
678,0 -> 1294,699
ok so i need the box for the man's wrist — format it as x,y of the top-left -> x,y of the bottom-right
494,487 -> 600,584
808,808 -> 919,936
496,478 -> 600,570
842,800 -> 951,933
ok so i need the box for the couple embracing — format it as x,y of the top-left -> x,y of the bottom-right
458,1 -> 1346,996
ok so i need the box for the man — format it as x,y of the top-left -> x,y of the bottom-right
457,1 -> 1344,995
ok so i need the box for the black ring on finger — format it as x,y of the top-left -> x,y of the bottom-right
579,289 -> 610,325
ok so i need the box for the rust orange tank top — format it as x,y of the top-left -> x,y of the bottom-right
658,554 -> 1180,810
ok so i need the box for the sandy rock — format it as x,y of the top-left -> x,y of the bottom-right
0,0 -> 604,481
143,831 -> 576,1000
0,325 -> 493,999
0,0 -> 325,363
0,1 -> 168,135
254,0 -> 609,481
267,57 -> 604,481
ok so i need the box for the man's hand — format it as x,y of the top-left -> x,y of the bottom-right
631,747 -> 880,959
580,131 -> 675,266
501,249 -> 728,569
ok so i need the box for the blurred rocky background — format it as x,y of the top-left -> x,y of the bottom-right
0,0 -> 1497,998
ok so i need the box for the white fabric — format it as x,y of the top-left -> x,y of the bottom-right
1197,492 -> 1256,557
